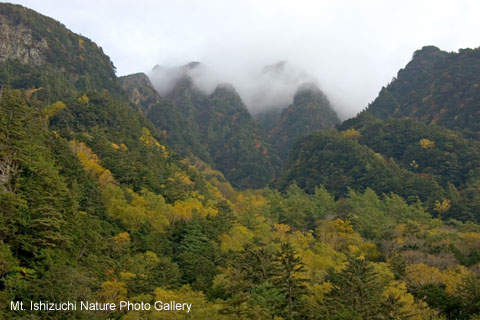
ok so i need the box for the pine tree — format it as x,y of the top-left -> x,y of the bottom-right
274,242 -> 307,320
324,255 -> 383,319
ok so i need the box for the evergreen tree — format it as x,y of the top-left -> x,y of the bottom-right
274,242 -> 307,320
323,255 -> 384,319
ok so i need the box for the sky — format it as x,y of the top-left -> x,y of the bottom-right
9,0 -> 480,118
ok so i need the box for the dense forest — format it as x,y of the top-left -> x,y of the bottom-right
366,45 -> 480,139
1,3 -> 480,320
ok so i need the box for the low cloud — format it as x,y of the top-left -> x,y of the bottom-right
17,0 -> 480,120
149,60 -> 322,116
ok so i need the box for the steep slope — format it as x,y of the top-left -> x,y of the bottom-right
339,114 -> 480,187
276,130 -> 445,211
366,45 -> 480,138
251,61 -> 319,135
119,73 -> 211,162
0,3 -> 211,202
0,3 -> 123,99
142,64 -> 277,189
270,82 -> 340,161
199,84 -> 275,188
0,6 -> 233,317
339,114 -> 480,221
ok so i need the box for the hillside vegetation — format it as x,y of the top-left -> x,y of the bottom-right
1,3 -> 480,320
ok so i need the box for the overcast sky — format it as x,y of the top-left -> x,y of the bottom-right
9,0 -> 480,118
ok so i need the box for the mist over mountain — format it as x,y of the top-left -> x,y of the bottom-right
148,60 -> 325,116
131,64 -> 278,189
242,61 -> 318,115
149,61 -> 220,97
146,59 -> 339,169
270,82 -> 340,161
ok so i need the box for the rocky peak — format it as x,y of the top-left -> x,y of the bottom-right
119,72 -> 161,110
0,9 -> 48,65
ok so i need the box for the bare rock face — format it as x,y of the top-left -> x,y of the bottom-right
119,73 -> 162,110
0,15 -> 48,65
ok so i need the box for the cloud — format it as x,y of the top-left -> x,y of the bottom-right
149,60 -> 320,115
10,0 -> 480,118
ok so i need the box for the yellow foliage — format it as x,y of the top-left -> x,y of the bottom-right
113,232 -> 131,245
455,232 -> 480,256
382,280 -> 411,301
102,186 -> 170,232
382,280 -> 437,320
112,232 -> 131,254
420,138 -> 435,149
143,250 -> 160,263
97,281 -> 127,304
183,157 -> 236,200
70,140 -> 117,189
219,225 -> 254,252
305,282 -> 334,307
111,143 -> 120,150
43,101 -> 65,119
329,219 -> 355,233
119,272 -> 136,281
405,263 -> 444,288
205,180 -> 227,202
290,231 -> 315,251
77,93 -> 89,104
231,191 -> 269,214
302,243 -> 347,283
174,171 -> 194,187
24,87 -> 43,100
434,198 -> 451,217
341,128 -> 361,139
357,242 -> 381,260
70,142 -> 171,232
273,223 -> 291,242
316,219 -> 363,251
139,127 -> 167,153
151,286 -> 224,320
371,262 -> 395,286
171,197 -> 217,222
443,265 -> 473,295
302,248 -> 338,283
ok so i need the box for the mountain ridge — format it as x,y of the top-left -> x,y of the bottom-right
365,45 -> 480,138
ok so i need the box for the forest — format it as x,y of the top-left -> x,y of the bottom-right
1,3 -> 480,320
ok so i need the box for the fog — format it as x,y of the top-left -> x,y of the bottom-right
11,0 -> 480,119
149,60 -> 319,115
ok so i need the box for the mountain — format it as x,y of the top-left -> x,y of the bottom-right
3,5 -> 480,320
339,114 -> 480,188
248,61 -> 316,114
366,45 -> 480,139
339,114 -> 480,221
142,61 -> 339,180
269,82 -> 340,161
198,84 -> 276,188
0,6 -> 230,316
275,129 -> 445,211
0,3 -> 122,99
252,61 -> 319,133
119,72 -> 211,162
139,63 -> 277,189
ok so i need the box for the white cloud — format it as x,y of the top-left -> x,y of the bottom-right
9,0 -> 480,118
